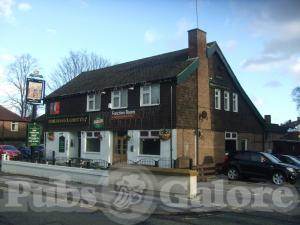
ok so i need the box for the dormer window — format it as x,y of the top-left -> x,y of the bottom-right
111,88 -> 128,109
140,84 -> 160,106
87,93 -> 101,112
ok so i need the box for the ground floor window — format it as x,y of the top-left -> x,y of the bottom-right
140,130 -> 160,155
86,131 -> 101,153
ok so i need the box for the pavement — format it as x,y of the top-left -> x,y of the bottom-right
0,171 -> 299,225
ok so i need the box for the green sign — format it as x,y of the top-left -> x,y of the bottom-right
59,136 -> 65,152
93,117 -> 104,129
27,122 -> 41,147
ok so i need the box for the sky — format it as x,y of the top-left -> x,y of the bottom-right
0,0 -> 299,124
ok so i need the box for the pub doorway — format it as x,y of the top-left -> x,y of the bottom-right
113,131 -> 128,164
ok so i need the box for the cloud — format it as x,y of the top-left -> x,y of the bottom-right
0,0 -> 14,20
0,65 -> 4,80
264,80 -> 282,88
0,52 -> 14,62
46,28 -> 57,35
221,39 -> 238,51
289,57 -> 300,78
17,2 -> 32,11
252,96 -> 264,108
144,30 -> 159,44
176,18 -> 191,38
241,55 -> 286,71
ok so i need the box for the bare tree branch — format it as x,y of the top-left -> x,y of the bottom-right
6,54 -> 38,118
48,50 -> 110,91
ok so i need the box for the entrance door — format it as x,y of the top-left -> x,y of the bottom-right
225,140 -> 237,154
113,131 -> 128,164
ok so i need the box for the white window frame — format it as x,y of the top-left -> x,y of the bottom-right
11,122 -> 19,132
140,84 -> 160,106
215,89 -> 221,110
224,91 -> 230,111
86,93 -> 101,112
241,139 -> 248,151
111,89 -> 128,109
85,131 -> 101,153
233,93 -> 238,112
139,130 -> 160,157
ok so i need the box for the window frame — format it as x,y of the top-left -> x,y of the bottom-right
140,84 -> 160,106
11,122 -> 19,132
139,130 -> 160,156
86,93 -> 101,112
85,131 -> 101,153
232,93 -> 238,112
111,89 -> 128,109
224,91 -> 230,111
215,89 -> 221,110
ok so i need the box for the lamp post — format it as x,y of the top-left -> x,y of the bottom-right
26,70 -> 45,161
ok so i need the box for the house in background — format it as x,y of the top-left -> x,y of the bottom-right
43,28 -> 279,167
0,105 -> 28,147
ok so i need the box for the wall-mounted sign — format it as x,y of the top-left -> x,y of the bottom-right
94,117 -> 104,129
50,102 -> 60,115
111,110 -> 138,120
27,122 -> 41,146
26,78 -> 45,104
48,115 -> 89,125
59,136 -> 65,153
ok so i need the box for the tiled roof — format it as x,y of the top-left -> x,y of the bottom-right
46,48 -> 192,99
0,105 -> 27,122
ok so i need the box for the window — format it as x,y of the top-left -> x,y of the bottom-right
111,89 -> 128,109
87,93 -> 101,111
234,152 -> 250,161
215,89 -> 221,110
140,84 -> 160,106
233,93 -> 238,112
241,139 -> 248,151
250,152 -> 266,163
86,131 -> 101,153
224,91 -> 230,111
50,102 -> 60,115
140,130 -> 160,155
11,122 -> 18,132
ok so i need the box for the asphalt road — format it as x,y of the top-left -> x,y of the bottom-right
0,172 -> 299,225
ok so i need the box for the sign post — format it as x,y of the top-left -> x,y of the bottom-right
25,70 -> 45,161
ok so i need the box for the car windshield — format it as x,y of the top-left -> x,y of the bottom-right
262,152 -> 281,163
3,145 -> 17,150
288,155 -> 300,164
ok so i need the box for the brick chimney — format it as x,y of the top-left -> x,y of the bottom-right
265,115 -> 271,124
188,28 -> 211,165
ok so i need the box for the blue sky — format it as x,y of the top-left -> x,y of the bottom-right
0,0 -> 299,124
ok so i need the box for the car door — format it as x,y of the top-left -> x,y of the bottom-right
249,152 -> 273,178
232,152 -> 252,176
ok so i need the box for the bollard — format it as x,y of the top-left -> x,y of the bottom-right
52,151 -> 55,165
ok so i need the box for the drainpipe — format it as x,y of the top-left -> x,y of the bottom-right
196,69 -> 199,166
170,84 -> 173,168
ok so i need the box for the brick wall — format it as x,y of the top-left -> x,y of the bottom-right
0,120 -> 27,144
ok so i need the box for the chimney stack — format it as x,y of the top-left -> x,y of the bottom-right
264,115 -> 271,124
188,28 -> 207,59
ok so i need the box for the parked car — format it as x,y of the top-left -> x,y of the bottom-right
0,145 -> 21,160
223,151 -> 299,185
273,154 -> 300,168
18,145 -> 45,159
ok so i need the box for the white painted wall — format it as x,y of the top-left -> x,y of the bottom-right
45,132 -> 76,160
127,129 -> 177,167
80,131 -> 113,163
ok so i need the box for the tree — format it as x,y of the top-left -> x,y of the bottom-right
48,50 -> 110,90
7,54 -> 38,118
292,87 -> 300,110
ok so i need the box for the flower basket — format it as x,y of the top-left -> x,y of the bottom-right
159,129 -> 171,140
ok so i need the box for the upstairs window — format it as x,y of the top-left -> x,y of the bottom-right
224,91 -> 230,111
215,89 -> 221,110
111,89 -> 128,109
87,93 -> 101,111
140,84 -> 160,106
11,122 -> 18,132
233,93 -> 238,112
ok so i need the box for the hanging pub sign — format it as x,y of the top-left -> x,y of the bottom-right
26,76 -> 45,104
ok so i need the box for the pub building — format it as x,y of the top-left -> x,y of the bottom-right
44,28 -> 271,167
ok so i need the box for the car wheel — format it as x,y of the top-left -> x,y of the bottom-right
272,171 -> 285,185
227,167 -> 239,180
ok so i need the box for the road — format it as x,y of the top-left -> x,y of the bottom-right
0,172 -> 299,225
